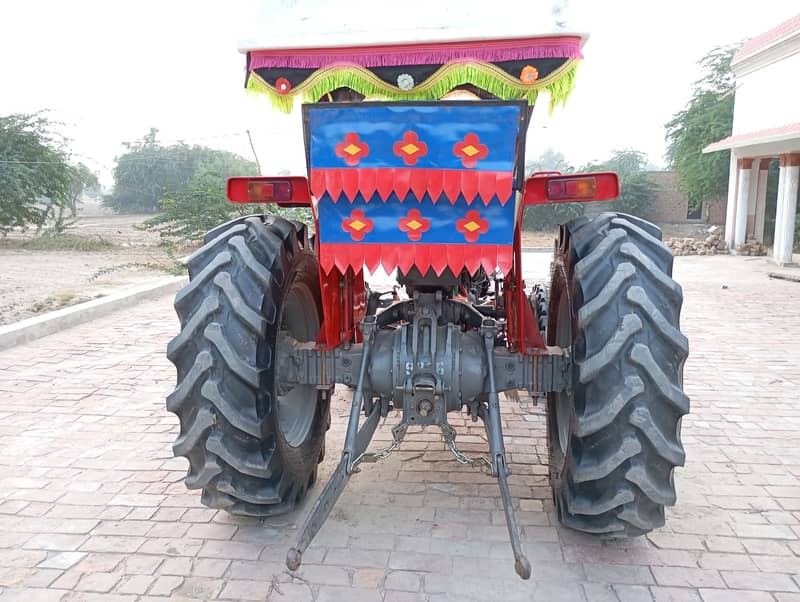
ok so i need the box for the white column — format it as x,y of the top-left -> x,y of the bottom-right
734,158 -> 753,249
724,154 -> 739,248
753,161 -> 770,243
746,159 -> 760,238
774,162 -> 787,262
775,154 -> 799,265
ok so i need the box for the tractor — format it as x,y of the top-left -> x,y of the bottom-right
167,24 -> 689,580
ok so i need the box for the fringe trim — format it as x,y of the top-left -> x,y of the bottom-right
249,37 -> 583,69
246,60 -> 579,114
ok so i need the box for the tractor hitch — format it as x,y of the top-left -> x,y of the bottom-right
283,297 -> 556,579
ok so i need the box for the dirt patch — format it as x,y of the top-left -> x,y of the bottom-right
0,202 -> 187,326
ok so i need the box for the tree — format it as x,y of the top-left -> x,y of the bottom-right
586,149 -> 659,217
665,46 -> 738,212
0,113 -> 73,234
106,128 -> 261,214
67,163 -> 100,216
106,128 -> 202,213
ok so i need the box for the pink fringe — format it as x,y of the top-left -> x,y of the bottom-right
249,36 -> 583,70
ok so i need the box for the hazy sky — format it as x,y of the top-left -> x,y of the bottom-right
2,1 -> 798,186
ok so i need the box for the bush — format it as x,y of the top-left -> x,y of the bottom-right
522,202 -> 584,230
141,173 -> 312,244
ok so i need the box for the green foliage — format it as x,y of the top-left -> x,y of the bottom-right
585,150 -> 659,217
0,113 -> 73,233
665,46 -> 738,212
106,128 -> 257,214
142,174 -> 241,242
522,148 -> 585,230
68,163 -> 100,216
141,172 -> 311,244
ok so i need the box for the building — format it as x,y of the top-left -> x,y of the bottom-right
703,13 -> 800,266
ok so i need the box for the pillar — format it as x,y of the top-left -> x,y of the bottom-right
753,160 -> 770,243
746,158 -> 760,238
775,154 -> 800,265
724,154 -> 739,248
774,163 -> 787,260
734,158 -> 753,249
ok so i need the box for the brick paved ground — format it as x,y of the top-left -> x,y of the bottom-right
0,255 -> 798,601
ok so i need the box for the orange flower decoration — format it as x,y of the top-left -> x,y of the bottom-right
520,65 -> 539,84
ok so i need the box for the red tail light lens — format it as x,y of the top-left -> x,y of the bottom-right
547,177 -> 597,200
247,180 -> 291,202
227,177 -> 311,206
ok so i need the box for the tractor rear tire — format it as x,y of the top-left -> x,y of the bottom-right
547,212 -> 689,536
167,215 -> 328,516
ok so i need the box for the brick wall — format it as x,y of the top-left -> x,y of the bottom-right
648,171 -> 689,222
647,171 -> 727,224
704,196 -> 727,223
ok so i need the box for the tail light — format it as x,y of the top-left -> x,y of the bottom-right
227,177 -> 312,206
522,172 -> 620,205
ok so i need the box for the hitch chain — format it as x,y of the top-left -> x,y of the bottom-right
441,423 -> 492,472
352,422 -> 408,470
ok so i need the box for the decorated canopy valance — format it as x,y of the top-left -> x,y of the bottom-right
244,35 -> 583,113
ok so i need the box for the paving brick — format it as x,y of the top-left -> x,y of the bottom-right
613,584 -> 654,602
352,567 -> 385,589
172,576 -> 225,599
74,571 -> 122,593
388,552 -> 451,574
147,575 -> 184,596
115,574 -> 156,595
650,586 -> 702,601
721,570 -> 799,592
184,523 -> 237,540
217,579 -> 277,600
0,588 -> 66,601
261,582 -> 314,600
700,589 -> 776,602
583,563 -> 655,586
315,586 -> 382,601
384,570 -> 422,592
36,552 -> 86,571
190,558 -> 230,578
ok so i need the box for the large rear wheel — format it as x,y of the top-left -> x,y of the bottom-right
167,215 -> 328,516
547,212 -> 689,535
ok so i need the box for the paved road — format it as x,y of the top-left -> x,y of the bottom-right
0,255 -> 798,601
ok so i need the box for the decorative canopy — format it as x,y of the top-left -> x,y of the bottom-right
305,101 -> 527,275
243,34 -> 584,113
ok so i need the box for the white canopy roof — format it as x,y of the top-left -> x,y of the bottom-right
238,0 -> 587,52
